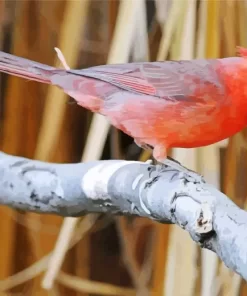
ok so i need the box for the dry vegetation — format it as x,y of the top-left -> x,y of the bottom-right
0,0 -> 247,295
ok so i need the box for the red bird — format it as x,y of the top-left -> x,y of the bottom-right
0,47 -> 247,175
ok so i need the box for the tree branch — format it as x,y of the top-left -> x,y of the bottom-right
0,151 -> 246,280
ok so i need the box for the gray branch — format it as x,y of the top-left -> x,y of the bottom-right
0,152 -> 246,280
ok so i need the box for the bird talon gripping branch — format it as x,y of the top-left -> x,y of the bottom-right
0,47 -> 247,167
184,171 -> 204,184
159,158 -> 203,183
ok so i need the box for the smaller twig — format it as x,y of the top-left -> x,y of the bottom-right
138,227 -> 156,287
42,218 -> 78,289
89,214 -> 114,234
57,271 -> 136,296
115,217 -> 150,295
42,47 -> 71,291
0,215 -> 98,291
54,47 -> 70,70
110,127 -> 123,159
115,217 -> 141,286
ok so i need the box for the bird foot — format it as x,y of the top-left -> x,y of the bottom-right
166,155 -> 182,165
159,157 -> 203,183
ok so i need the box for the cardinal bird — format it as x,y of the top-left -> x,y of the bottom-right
0,47 -> 247,175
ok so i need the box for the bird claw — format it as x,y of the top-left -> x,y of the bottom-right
183,169 -> 204,184
159,158 -> 204,183
166,155 -> 182,165
134,141 -> 203,183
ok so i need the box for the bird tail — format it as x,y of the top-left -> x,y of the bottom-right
0,51 -> 58,84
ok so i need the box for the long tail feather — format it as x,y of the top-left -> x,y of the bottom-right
0,51 -> 59,84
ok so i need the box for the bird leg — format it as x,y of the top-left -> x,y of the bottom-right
134,139 -> 154,164
135,140 -> 184,170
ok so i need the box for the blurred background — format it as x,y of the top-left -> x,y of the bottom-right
0,0 -> 246,295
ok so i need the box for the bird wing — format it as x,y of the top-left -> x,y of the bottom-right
68,59 -> 225,104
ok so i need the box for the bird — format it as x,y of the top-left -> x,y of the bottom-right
0,47 -> 247,178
